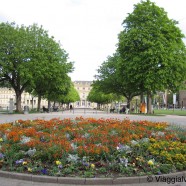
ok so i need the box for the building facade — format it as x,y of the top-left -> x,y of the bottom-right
2,83 -> 185,110
0,88 -> 48,110
73,81 -> 97,108
179,90 -> 186,108
0,81 -> 97,110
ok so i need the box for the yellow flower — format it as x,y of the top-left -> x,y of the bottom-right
22,161 -> 27,165
148,160 -> 154,166
55,160 -> 61,165
0,138 -> 3,142
27,167 -> 32,172
149,138 -> 156,143
90,164 -> 95,169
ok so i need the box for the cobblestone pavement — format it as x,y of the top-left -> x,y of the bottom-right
0,109 -> 186,128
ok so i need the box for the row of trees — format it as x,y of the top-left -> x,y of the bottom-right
91,0 -> 186,113
87,85 -> 125,109
0,22 -> 79,112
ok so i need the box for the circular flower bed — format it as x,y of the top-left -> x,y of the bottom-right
0,117 -> 186,178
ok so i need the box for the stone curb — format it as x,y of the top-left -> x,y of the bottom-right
0,170 -> 186,185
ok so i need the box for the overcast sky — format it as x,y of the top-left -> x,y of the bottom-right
0,0 -> 186,81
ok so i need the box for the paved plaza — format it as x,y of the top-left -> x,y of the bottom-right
0,109 -> 185,186
0,109 -> 186,128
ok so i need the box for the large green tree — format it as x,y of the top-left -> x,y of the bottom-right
117,0 -> 186,113
59,83 -> 80,108
0,22 -> 33,111
87,85 -> 122,109
94,54 -> 140,108
26,24 -> 73,111
0,22 -> 73,112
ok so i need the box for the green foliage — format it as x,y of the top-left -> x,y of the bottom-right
0,22 -> 73,111
87,85 -> 118,105
94,54 -> 139,108
59,82 -> 80,104
95,0 -> 186,112
118,0 -> 186,94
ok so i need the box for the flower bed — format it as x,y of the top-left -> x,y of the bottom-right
0,117 -> 186,178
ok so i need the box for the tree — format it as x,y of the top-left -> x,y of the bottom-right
0,22 -> 34,111
0,22 -> 73,112
117,0 -> 186,113
87,85 -> 120,109
26,24 -> 73,111
59,83 -> 80,108
94,53 -> 140,108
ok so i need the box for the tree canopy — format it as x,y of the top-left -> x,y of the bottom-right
94,53 -> 140,107
94,0 -> 186,113
59,83 -> 80,106
87,85 -> 124,109
117,0 -> 186,112
0,22 -> 73,112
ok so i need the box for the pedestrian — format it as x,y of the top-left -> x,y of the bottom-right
70,104 -> 73,112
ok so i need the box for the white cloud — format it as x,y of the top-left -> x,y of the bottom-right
0,0 -> 186,81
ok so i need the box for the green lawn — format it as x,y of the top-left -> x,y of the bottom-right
153,109 -> 186,116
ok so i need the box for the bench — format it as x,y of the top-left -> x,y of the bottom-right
42,106 -> 49,113
110,108 -> 115,113
53,106 -> 59,112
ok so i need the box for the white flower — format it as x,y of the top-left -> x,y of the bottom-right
151,132 -> 156,136
157,132 -> 164,136
2,134 -> 7,141
67,154 -> 79,163
82,133 -> 90,138
131,140 -> 138,146
65,133 -> 70,139
110,130 -> 118,136
71,143 -> 78,150
119,157 -> 128,167
140,138 -> 149,143
25,148 -> 36,156
20,136 -> 31,144
117,144 -> 131,153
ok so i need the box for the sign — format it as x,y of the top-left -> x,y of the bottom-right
173,94 -> 176,105
9,98 -> 14,113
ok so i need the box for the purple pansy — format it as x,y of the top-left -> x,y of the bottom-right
41,168 -> 48,175
15,159 -> 24,164
0,153 -> 5,159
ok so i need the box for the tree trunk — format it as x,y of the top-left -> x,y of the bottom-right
37,95 -> 42,111
31,97 -> 34,110
15,91 -> 22,112
127,99 -> 130,109
147,92 -> 152,114
48,101 -> 51,112
126,96 -> 132,110
140,93 -> 144,104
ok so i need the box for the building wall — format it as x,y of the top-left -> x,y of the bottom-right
0,88 -> 48,110
179,90 -> 186,108
0,81 -> 97,109
73,81 -> 97,108
0,88 -> 14,108
1,86 -> 186,109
